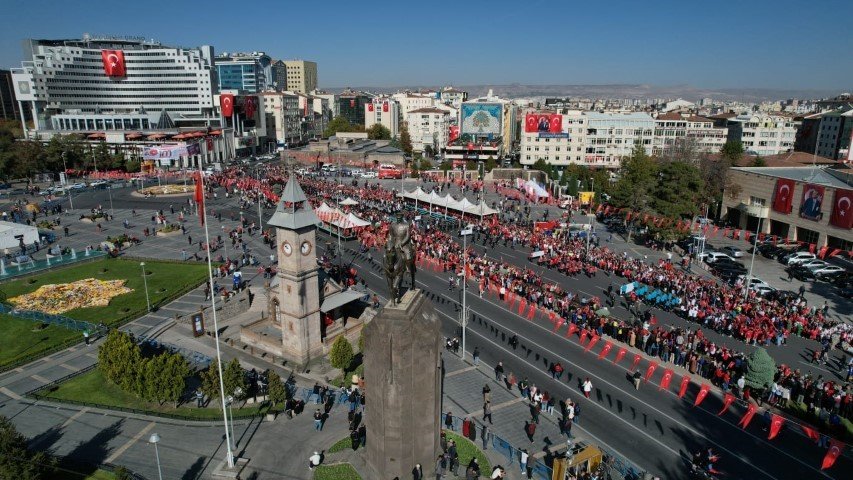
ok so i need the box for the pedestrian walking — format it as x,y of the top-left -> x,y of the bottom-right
472,347 -> 480,366
83,329 -> 90,346
494,362 -> 504,382
308,451 -> 322,470
483,401 -> 492,424
412,463 -> 424,480
444,411 -> 454,431
448,441 -> 459,475
573,403 -> 582,424
520,449 -> 529,473
482,384 -> 491,403
582,378 -> 593,398
435,454 -> 446,479
524,421 -> 536,442
313,409 -> 323,430
633,370 -> 642,390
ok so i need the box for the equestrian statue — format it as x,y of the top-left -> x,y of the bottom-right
383,215 -> 416,304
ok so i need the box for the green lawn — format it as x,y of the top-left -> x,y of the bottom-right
313,463 -> 362,480
0,314 -> 79,369
41,367 -> 268,420
0,258 -> 209,369
328,436 -> 354,453
444,430 -> 492,473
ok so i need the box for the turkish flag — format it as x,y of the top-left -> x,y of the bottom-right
821,440 -> 843,470
524,114 -> 538,133
243,97 -> 256,119
526,304 -> 536,320
718,393 -> 736,416
549,114 -> 562,133
194,173 -> 205,226
801,424 -> 820,443
206,137 -> 213,150
630,354 -> 641,371
349,99 -> 355,107
659,369 -> 674,390
579,330 -> 588,345
738,403 -> 758,428
598,341 -> 613,360
809,243 -> 816,254
818,245 -> 829,259
585,334 -> 600,352
613,347 -> 627,364
768,414 -> 784,440
772,178 -> 795,213
829,188 -> 853,229
566,323 -> 578,338
221,94 -> 235,117
449,126 -> 460,142
694,384 -> 710,407
382,101 -> 389,112
518,299 -> 527,316
368,103 -> 374,112
678,376 -> 690,398
644,361 -> 658,382
101,50 -> 126,77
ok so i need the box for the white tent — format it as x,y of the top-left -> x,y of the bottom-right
398,189 -> 498,216
0,221 -> 39,250
339,197 -> 359,206
523,180 -> 550,200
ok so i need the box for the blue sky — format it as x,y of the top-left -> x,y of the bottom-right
1,0 -> 851,90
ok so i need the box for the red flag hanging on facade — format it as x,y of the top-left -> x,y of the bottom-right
678,376 -> 690,398
194,173 -> 205,226
745,232 -> 752,243
694,384 -> 710,406
221,94 -> 235,117
585,334 -> 600,352
206,137 -> 213,150
821,440 -> 843,470
368,103 -> 374,112
630,354 -> 641,371
768,414 -> 785,440
613,347 -> 627,364
349,99 -> 355,107
809,243 -> 816,254
829,188 -> 853,229
243,97 -> 256,119
738,403 -> 758,428
818,245 -> 829,259
829,248 -> 842,258
659,369 -> 674,390
644,361 -> 658,382
382,101 -> 389,112
101,50 -> 126,77
718,393 -> 736,416
772,178 -> 795,213
598,341 -> 613,360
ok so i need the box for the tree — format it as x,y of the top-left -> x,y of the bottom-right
418,158 -> 433,172
720,140 -> 744,165
484,156 -> 497,173
357,330 -> 365,352
399,122 -> 413,156
659,137 -> 701,166
439,160 -> 452,172
163,351 -> 189,407
0,416 -> 58,479
651,161 -> 705,219
751,155 -> 766,167
324,116 -> 358,138
329,335 -> 354,371
267,371 -> 287,408
610,143 -> 658,213
223,358 -> 247,400
366,123 -> 391,140
743,347 -> 776,392
98,330 -> 141,394
200,365 -> 221,404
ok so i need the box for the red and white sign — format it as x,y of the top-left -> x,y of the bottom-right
101,50 -> 126,77
368,103 -> 374,112
220,94 -> 235,117
524,113 -> 564,133
448,125 -> 460,143
829,188 -> 853,229
382,101 -> 389,112
771,178 -> 795,214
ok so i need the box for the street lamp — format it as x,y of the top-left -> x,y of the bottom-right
62,152 -> 74,211
149,433 -> 163,480
460,226 -> 473,361
743,217 -> 763,300
226,394 -> 237,450
140,262 -> 150,312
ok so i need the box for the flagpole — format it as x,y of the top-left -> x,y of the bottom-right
197,166 -> 236,468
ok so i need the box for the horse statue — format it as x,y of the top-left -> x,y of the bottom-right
383,218 -> 416,304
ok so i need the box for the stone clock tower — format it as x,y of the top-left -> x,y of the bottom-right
266,177 -> 323,365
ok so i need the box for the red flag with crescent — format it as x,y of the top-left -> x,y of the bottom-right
718,393 -> 736,415
549,114 -> 562,133
579,329 -> 588,345
772,178 -> 795,213
243,97 -> 256,119
585,334 -> 600,352
598,341 -> 613,360
613,347 -> 627,364
518,299 -> 527,315
526,304 -> 536,320
221,94 -> 235,117
630,354 -> 641,371
193,173 -> 205,226
659,369 -> 674,390
368,103 -> 374,112
801,424 -> 820,443
829,188 -> 853,229
768,414 -> 784,440
821,440 -> 843,470
678,376 -> 690,398
738,403 -> 758,428
101,50 -> 126,77
566,323 -> 578,338
694,384 -> 710,406
644,361 -> 658,382
382,101 -> 389,112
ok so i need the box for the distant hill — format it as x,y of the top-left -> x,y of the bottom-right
325,84 -> 843,102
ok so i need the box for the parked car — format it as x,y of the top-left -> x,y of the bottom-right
800,259 -> 829,270
361,171 -> 377,179
787,266 -> 816,281
722,246 -> 745,258
752,285 -> 777,297
826,271 -> 851,286
811,265 -> 844,277
784,252 -> 816,265
704,252 -> 736,264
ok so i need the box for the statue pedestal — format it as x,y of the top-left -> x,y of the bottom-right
364,289 -> 442,480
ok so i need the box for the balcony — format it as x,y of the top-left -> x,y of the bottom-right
736,203 -> 769,218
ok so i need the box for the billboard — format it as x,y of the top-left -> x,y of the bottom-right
799,183 -> 825,221
461,103 -> 502,136
143,144 -> 199,160
524,113 -> 570,139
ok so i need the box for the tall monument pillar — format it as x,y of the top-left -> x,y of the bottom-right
363,289 -> 442,480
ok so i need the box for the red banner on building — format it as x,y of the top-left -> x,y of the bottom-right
221,94 -> 235,117
524,113 -> 564,133
799,183 -> 825,221
771,178 -> 795,213
243,97 -> 256,119
368,103 -> 374,112
829,188 -> 853,229
382,101 -> 389,112
101,50 -> 126,77
449,125 -> 460,143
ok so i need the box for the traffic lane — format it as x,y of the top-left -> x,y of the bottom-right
393,250 -> 843,480
462,233 -> 828,375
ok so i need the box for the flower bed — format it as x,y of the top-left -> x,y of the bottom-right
138,185 -> 193,196
8,278 -> 133,314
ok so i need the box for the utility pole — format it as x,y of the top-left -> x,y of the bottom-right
460,226 -> 472,361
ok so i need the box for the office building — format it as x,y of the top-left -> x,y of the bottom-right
338,89 -> 371,126
725,113 -> 799,156
0,69 -> 23,121
652,112 -> 728,155
406,107 -> 450,154
520,110 -> 588,167
584,112 -> 655,166
271,60 -> 287,90
815,107 -> 853,160
281,60 -> 317,94
364,99 -> 399,138
215,51 -> 272,93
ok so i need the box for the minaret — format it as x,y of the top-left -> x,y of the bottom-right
267,176 -> 322,365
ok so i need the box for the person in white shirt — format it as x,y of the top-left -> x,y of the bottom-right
582,378 -> 593,398
308,451 -> 321,470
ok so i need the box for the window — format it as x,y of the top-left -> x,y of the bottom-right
749,196 -> 766,207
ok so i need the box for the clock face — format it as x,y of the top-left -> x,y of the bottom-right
300,240 -> 313,256
280,241 -> 292,256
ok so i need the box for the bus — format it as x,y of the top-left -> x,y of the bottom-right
377,164 -> 403,179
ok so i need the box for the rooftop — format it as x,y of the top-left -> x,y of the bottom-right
408,107 -> 448,114
732,166 -> 852,189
